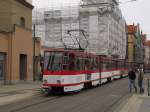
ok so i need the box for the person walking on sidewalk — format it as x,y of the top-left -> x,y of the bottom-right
128,68 -> 137,93
137,66 -> 144,93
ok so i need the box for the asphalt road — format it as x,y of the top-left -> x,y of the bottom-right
0,78 -> 130,112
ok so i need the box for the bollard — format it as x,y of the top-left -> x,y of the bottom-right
148,79 -> 150,96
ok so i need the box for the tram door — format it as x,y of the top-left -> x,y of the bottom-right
0,53 -> 6,83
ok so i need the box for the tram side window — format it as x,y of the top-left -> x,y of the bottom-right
76,58 -> 83,70
91,58 -> 98,70
126,62 -> 128,68
126,63 -> 130,69
63,57 -> 68,70
62,53 -> 69,70
117,62 -> 120,69
102,60 -> 107,70
84,58 -> 91,70
99,58 -> 102,69
105,60 -> 110,69
110,61 -> 113,69
76,59 -> 79,70
124,62 -> 126,68
107,61 -> 112,69
123,61 -> 126,68
118,61 -> 123,69
63,56 -> 68,64
121,61 -> 124,68
111,61 -> 114,69
114,61 -> 117,69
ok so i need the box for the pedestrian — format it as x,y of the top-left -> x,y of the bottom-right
137,66 -> 144,93
128,68 -> 137,93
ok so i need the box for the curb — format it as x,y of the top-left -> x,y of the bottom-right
114,94 -> 137,112
114,94 -> 150,112
106,94 -> 132,112
113,75 -> 150,112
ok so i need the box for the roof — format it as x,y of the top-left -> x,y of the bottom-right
15,0 -> 34,9
127,25 -> 137,34
145,41 -> 150,47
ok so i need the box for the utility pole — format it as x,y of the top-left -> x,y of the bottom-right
33,24 -> 36,81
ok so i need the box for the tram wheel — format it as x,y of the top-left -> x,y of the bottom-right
107,77 -> 111,83
120,75 -> 123,79
84,82 -> 92,89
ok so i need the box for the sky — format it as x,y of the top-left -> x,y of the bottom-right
33,0 -> 150,39
119,0 -> 150,39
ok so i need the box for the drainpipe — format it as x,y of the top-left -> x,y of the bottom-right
7,32 -> 13,85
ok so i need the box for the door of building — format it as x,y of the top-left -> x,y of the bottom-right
0,53 -> 6,82
0,61 -> 4,81
19,54 -> 27,80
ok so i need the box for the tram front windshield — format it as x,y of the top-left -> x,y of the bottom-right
44,52 -> 62,71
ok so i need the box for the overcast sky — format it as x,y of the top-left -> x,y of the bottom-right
33,0 -> 150,39
119,0 -> 150,39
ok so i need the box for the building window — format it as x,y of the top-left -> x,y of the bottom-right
20,17 -> 25,28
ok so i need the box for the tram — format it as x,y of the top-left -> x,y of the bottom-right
144,63 -> 150,73
42,49 -> 130,94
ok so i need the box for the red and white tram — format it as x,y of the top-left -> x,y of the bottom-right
42,49 -> 130,94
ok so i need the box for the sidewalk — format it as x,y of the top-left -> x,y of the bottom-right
0,81 -> 41,106
115,74 -> 150,112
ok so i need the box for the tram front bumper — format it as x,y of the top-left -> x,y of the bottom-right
41,86 -> 51,94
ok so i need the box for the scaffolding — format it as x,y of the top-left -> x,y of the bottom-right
33,0 -> 81,48
33,0 -> 127,59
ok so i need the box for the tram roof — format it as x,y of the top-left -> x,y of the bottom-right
44,48 -> 98,57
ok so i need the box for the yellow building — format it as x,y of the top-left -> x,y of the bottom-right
144,41 -> 150,72
0,0 -> 41,84
144,41 -> 150,64
127,25 -> 137,63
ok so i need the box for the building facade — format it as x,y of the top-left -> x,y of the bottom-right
144,40 -> 150,64
127,25 -> 136,62
0,0 -> 41,84
141,34 -> 146,62
80,0 -> 126,59
127,24 -> 144,64
143,40 -> 150,72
